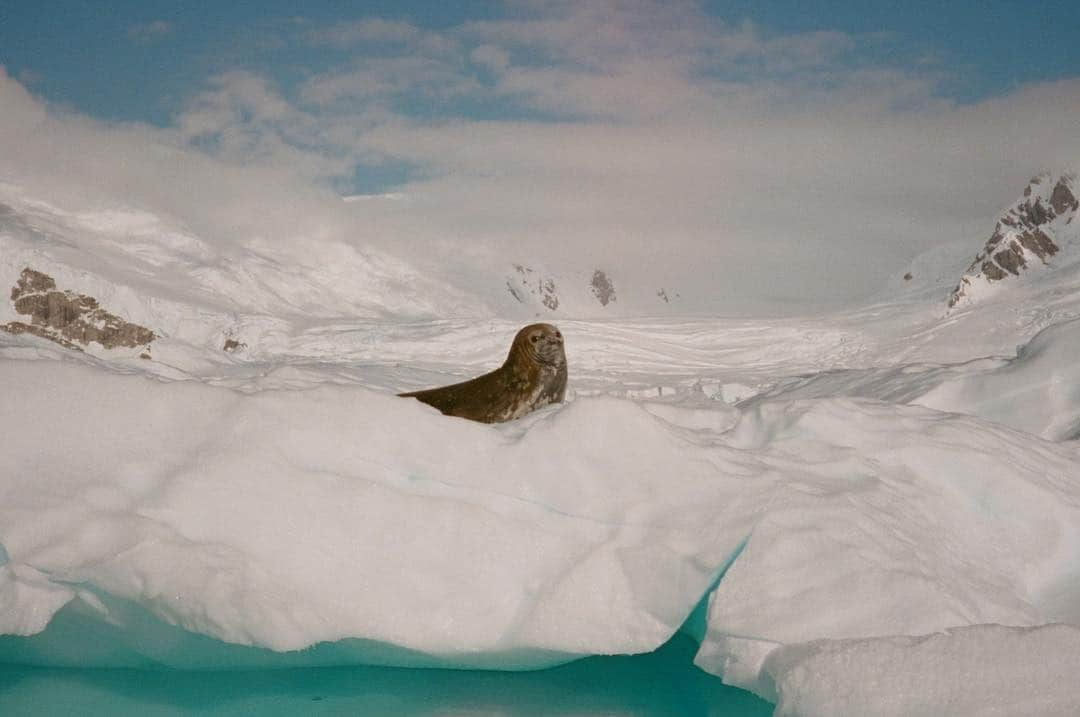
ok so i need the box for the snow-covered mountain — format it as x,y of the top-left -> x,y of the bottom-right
0,182 -> 490,362
949,172 -> 1080,308
0,179 -> 693,363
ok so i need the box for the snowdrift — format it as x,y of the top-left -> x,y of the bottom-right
918,317 -> 1080,440
746,317 -> 1080,442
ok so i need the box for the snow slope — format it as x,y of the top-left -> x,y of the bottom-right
0,182 -> 486,333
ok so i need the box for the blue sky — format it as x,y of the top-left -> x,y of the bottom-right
1,1 -> 1078,312
3,1 -> 1076,125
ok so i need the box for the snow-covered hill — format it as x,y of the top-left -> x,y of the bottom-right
0,182 -> 490,363
0,181 -> 691,368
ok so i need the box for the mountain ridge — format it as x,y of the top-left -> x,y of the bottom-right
949,172 -> 1079,308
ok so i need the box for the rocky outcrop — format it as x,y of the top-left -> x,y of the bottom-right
504,265 -> 637,312
590,270 -> 616,307
1,268 -> 155,353
949,173 -> 1078,308
506,264 -> 559,311
656,287 -> 680,304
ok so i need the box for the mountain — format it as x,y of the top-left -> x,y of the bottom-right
0,183 -> 490,361
948,172 -> 1079,308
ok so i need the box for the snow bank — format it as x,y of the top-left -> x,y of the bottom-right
0,360 -> 752,666
3,358 -> 1080,717
762,623 -> 1080,717
749,318 -> 1080,442
694,397 -> 1080,703
918,317 -> 1080,440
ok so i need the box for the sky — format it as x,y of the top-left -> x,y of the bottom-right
1,1 -> 1079,314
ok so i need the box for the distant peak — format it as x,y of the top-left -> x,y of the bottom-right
948,170 -> 1079,308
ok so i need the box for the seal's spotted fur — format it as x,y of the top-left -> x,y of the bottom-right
399,323 -> 567,423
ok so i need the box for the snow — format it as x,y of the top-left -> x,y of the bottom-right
3,181 -> 1080,716
6,355 -> 1077,671
761,624 -> 1080,717
916,319 -> 1080,440
0,182 -> 485,326
693,398 -> 1080,697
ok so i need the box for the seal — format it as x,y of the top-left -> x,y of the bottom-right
399,323 -> 567,423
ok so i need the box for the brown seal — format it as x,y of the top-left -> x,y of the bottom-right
399,323 -> 567,423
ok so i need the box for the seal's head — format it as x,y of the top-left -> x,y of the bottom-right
513,322 -> 565,368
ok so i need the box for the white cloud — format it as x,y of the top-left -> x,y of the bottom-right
310,18 -> 420,46
469,45 -> 510,73
342,192 -> 408,202
301,57 -> 482,107
0,67 -> 352,260
308,18 -> 459,56
128,20 -> 173,43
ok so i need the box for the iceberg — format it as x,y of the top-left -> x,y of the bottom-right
3,341 -> 1080,714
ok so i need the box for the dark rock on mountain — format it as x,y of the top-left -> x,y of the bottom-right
1,268 -> 156,352
590,270 -> 616,307
949,173 -> 1078,308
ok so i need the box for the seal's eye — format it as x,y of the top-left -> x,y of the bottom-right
530,334 -> 539,343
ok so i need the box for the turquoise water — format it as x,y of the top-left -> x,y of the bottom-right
0,548 -> 770,715
0,633 -> 771,716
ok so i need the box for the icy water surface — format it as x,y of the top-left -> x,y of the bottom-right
0,634 -> 771,716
